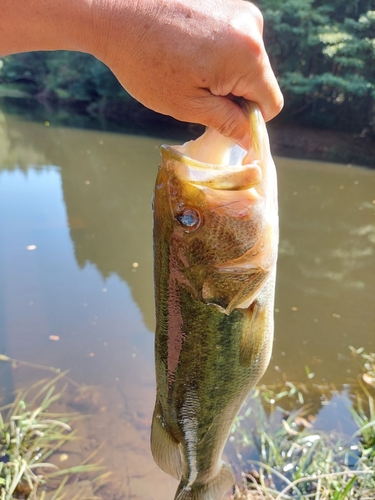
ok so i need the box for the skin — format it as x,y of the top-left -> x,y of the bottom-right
0,0 -> 283,148
151,104 -> 279,499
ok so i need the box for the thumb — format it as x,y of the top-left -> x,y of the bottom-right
195,95 -> 251,150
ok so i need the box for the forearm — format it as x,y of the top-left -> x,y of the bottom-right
0,0 -> 97,56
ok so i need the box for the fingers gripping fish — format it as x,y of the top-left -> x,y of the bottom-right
151,102 -> 279,500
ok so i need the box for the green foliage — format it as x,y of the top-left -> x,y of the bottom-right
256,0 -> 375,132
0,51 -> 131,107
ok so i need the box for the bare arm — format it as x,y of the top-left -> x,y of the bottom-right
0,0 -> 283,148
0,0 -> 93,54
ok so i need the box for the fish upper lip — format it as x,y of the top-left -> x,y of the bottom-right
160,144 -> 259,171
160,144 -> 227,169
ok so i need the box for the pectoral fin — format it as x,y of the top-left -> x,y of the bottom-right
239,301 -> 267,368
151,400 -> 182,480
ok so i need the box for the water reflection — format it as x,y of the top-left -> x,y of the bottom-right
275,158 -> 375,382
0,110 -> 158,331
0,110 -> 373,385
0,110 -> 48,169
0,107 -> 374,498
60,130 -> 158,332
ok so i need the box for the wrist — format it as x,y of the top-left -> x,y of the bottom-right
88,0 -> 154,68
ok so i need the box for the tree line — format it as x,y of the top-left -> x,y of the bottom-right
258,0 -> 375,134
0,0 -> 374,135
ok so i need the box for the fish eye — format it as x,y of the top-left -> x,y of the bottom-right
176,208 -> 201,231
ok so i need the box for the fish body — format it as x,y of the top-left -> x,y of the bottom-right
151,103 -> 278,500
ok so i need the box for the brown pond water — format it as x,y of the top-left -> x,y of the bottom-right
0,108 -> 374,499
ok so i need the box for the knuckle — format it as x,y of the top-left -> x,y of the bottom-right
231,76 -> 252,98
249,31 -> 266,59
245,2 -> 264,32
210,80 -> 233,98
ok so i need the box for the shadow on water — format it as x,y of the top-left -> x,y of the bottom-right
0,107 -> 162,331
0,103 -> 374,498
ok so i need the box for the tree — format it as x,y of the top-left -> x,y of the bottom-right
257,0 -> 375,133
0,51 -> 131,107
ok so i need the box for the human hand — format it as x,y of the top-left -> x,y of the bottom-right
1,0 -> 282,148
92,0 -> 283,149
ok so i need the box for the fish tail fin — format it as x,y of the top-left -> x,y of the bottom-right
150,400 -> 182,480
175,462 -> 234,500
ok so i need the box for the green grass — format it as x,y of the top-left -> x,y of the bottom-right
231,348 -> 375,499
1,349 -> 374,499
0,365 -> 109,500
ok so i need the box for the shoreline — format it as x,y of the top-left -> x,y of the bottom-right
0,96 -> 373,168
268,120 -> 374,168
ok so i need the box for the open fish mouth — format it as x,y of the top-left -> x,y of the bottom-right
160,141 -> 263,192
159,104 -> 270,195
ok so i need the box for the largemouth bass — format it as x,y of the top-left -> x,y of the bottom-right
151,102 -> 278,500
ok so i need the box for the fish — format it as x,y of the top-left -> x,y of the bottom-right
151,101 -> 279,500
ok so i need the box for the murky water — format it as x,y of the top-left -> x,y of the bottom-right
0,107 -> 374,499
